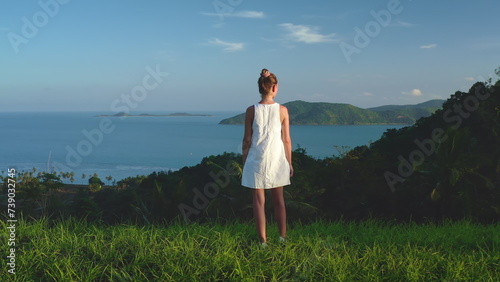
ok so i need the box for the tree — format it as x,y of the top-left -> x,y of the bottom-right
88,176 -> 104,192
70,171 -> 75,184
105,175 -> 113,186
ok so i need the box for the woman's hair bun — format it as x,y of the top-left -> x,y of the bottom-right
260,68 -> 271,78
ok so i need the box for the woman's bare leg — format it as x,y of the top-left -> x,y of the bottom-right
252,189 -> 267,243
271,187 -> 286,238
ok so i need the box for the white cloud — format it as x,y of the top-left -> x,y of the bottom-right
420,44 -> 437,49
362,92 -> 373,97
234,11 -> 265,18
391,20 -> 417,27
279,23 -> 336,44
412,89 -> 423,96
201,10 -> 265,19
402,89 -> 423,96
208,38 -> 244,52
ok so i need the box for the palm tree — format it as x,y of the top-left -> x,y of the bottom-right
70,172 -> 75,184
105,175 -> 113,186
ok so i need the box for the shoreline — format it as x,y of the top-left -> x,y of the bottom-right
94,112 -> 215,118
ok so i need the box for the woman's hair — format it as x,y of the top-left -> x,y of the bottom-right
258,68 -> 278,95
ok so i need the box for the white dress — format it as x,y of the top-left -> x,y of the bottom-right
242,103 -> 291,189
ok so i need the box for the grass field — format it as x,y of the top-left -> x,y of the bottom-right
2,218 -> 499,281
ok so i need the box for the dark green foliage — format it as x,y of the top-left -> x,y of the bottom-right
3,171 -> 66,218
88,175 -> 104,192
39,173 -> 64,190
2,75 -> 498,224
368,80 -> 500,221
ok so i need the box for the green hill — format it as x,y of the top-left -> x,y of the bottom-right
367,99 -> 444,122
367,99 -> 444,112
219,100 -> 444,125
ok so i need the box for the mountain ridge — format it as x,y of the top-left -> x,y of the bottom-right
219,99 -> 444,125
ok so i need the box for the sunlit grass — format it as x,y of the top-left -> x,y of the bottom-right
2,218 -> 499,281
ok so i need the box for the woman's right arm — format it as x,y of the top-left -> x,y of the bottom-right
242,106 -> 254,165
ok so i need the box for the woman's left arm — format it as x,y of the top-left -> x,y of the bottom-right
280,105 -> 293,177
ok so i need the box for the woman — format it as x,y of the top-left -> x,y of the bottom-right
241,68 -> 293,247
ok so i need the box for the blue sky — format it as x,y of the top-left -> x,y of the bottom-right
1,0 -> 499,112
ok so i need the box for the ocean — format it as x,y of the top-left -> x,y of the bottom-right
0,112 -> 404,183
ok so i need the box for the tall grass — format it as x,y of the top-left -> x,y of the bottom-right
2,218 -> 499,281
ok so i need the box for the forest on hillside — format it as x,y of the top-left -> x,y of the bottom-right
2,72 -> 499,224
219,99 -> 444,125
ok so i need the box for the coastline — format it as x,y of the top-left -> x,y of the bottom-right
94,112 -> 215,118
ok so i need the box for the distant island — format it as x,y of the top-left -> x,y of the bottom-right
219,100 -> 445,125
95,112 -> 214,118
